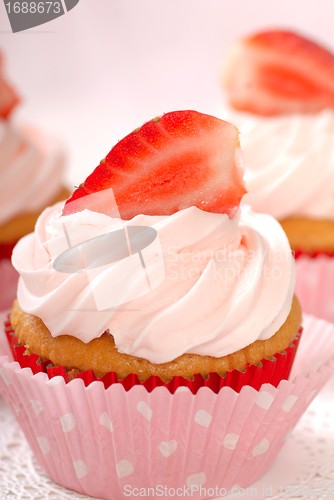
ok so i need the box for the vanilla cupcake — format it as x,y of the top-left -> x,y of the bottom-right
10,203 -> 301,386
9,110 -> 301,388
221,29 -> 334,253
0,50 -> 70,310
0,121 -> 69,245
221,30 -> 334,322
1,111 -> 316,499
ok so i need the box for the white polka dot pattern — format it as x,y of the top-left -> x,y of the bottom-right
281,395 -> 298,413
306,390 -> 317,402
223,433 -> 240,450
252,438 -> 270,456
73,460 -> 88,479
116,460 -> 134,479
194,409 -> 212,428
136,401 -> 153,421
46,376 -> 63,386
0,313 -> 332,500
60,413 -> 76,433
37,437 -> 50,455
256,391 -> 274,410
100,412 -> 113,432
186,472 -> 206,487
30,400 -> 43,415
12,404 -> 20,415
159,440 -> 177,458
175,386 -> 190,394
0,368 -> 11,386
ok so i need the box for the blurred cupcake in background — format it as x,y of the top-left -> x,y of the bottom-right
0,49 -> 70,311
220,29 -> 334,323
0,50 -> 19,118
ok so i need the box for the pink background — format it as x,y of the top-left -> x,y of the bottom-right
0,0 -> 334,191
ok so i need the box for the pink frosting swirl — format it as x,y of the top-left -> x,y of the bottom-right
12,202 -> 295,364
221,106 -> 334,221
0,118 -> 66,226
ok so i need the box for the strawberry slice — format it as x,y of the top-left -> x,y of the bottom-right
222,30 -> 334,115
64,110 -> 246,220
0,51 -> 19,119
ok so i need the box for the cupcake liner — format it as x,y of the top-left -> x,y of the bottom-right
5,317 -> 302,394
295,254 -> 334,324
0,241 -> 17,261
294,249 -> 334,260
0,241 -> 19,311
0,312 -> 334,498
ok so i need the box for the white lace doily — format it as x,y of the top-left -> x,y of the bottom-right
0,376 -> 333,500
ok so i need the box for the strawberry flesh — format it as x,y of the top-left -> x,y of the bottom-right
64,111 -> 246,219
222,30 -> 334,115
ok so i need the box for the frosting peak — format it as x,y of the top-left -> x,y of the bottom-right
12,202 -> 295,364
221,107 -> 334,220
0,119 -> 66,226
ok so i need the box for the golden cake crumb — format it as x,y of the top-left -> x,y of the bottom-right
280,218 -> 334,253
0,186 -> 71,244
10,296 -> 302,382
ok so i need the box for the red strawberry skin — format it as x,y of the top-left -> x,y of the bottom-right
64,111 -> 246,220
0,51 -> 19,119
222,30 -> 334,116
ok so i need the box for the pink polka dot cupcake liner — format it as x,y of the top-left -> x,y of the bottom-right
4,318 -> 302,395
295,253 -> 334,324
0,242 -> 19,311
0,312 -> 334,498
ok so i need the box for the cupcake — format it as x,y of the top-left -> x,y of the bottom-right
0,50 -> 70,310
221,29 -> 334,253
1,111 -> 330,498
221,30 -> 334,321
10,110 -> 300,388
